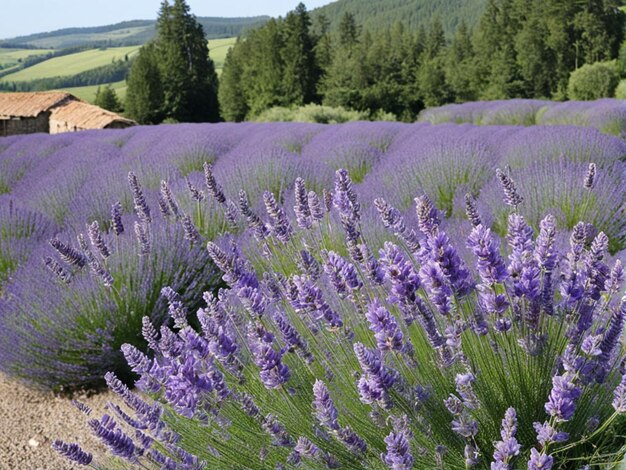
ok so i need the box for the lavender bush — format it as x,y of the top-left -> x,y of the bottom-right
57,169 -> 626,469
0,175 -> 220,391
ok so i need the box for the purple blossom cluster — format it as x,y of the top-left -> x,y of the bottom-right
56,167 -> 626,469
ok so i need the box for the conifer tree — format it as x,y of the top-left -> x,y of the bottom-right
218,40 -> 249,122
281,3 -> 319,105
156,0 -> 220,122
94,84 -> 122,113
125,43 -> 164,124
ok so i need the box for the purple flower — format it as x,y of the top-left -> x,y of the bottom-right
532,422 -> 569,446
584,162 -> 596,189
263,190 -> 293,243
89,415 -> 136,460
527,448 -> 552,470
545,372 -> 581,422
467,224 -> 508,286
43,256 -> 71,283
161,286 -> 189,329
419,260 -> 453,315
49,238 -> 86,268
496,168 -> 523,207
613,375 -> 626,413
186,177 -> 204,202
491,408 -> 521,468
181,214 -> 201,245
128,171 -> 151,223
354,342 -> 396,407
52,440 -> 93,465
365,300 -> 403,352
465,193 -> 482,227
415,194 -> 440,236
382,423 -> 413,470
313,380 -> 339,430
111,201 -> 124,236
248,324 -> 290,389
203,162 -> 226,204
307,190 -> 325,222
294,177 -> 312,229
295,437 -> 319,458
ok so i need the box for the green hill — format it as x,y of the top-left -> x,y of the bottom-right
312,0 -> 487,35
0,47 -> 139,83
0,17 -> 268,49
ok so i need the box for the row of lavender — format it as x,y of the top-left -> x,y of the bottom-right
0,121 -> 626,468
1,121 -> 625,391
418,99 -> 626,137
55,167 -> 626,469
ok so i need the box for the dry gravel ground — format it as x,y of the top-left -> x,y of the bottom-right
0,373 -> 111,469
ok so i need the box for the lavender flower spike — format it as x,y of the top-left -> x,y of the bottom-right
87,220 -> 110,258
492,407 -> 521,469
203,162 -> 226,204
496,168 -> 523,208
128,171 -> 151,223
584,162 -> 596,190
613,375 -> 626,413
52,440 -> 93,465
527,448 -> 552,470
382,422 -> 413,470
111,201 -> 124,236
313,380 -> 339,431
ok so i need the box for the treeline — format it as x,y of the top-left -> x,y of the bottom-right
219,0 -> 625,122
311,0 -> 486,36
0,59 -> 132,92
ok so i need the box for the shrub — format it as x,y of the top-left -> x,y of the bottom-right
58,169 -> 626,469
255,104 -> 369,124
567,61 -> 620,101
0,174 -> 220,391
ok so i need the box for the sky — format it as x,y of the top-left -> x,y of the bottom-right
0,0 -> 337,39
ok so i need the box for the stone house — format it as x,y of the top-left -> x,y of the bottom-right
0,91 -> 136,137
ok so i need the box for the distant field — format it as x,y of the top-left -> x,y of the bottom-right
0,46 -> 139,82
209,37 -> 236,72
0,48 -> 54,66
60,80 -> 127,103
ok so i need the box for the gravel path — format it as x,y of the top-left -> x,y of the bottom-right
0,373 -> 112,469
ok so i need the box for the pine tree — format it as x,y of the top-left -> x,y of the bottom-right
94,85 -> 122,113
218,40 -> 249,122
125,43 -> 164,124
281,3 -> 319,105
156,0 -> 219,122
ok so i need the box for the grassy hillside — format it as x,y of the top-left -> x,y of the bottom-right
312,0 -> 487,35
0,17 -> 268,49
60,80 -> 127,103
16,37 -> 237,102
0,46 -> 139,83
208,37 -> 237,71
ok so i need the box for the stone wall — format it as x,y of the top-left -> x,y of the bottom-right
0,113 -> 49,137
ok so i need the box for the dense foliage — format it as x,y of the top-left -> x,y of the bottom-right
220,1 -> 625,122
126,0 -> 220,124
311,0 -> 487,36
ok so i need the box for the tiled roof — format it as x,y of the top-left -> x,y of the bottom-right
0,91 -> 74,118
49,100 -> 135,129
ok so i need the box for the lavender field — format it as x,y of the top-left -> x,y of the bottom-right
2,119 -> 626,469
419,99 -> 626,138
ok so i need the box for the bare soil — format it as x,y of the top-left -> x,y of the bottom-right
0,373 -> 111,469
